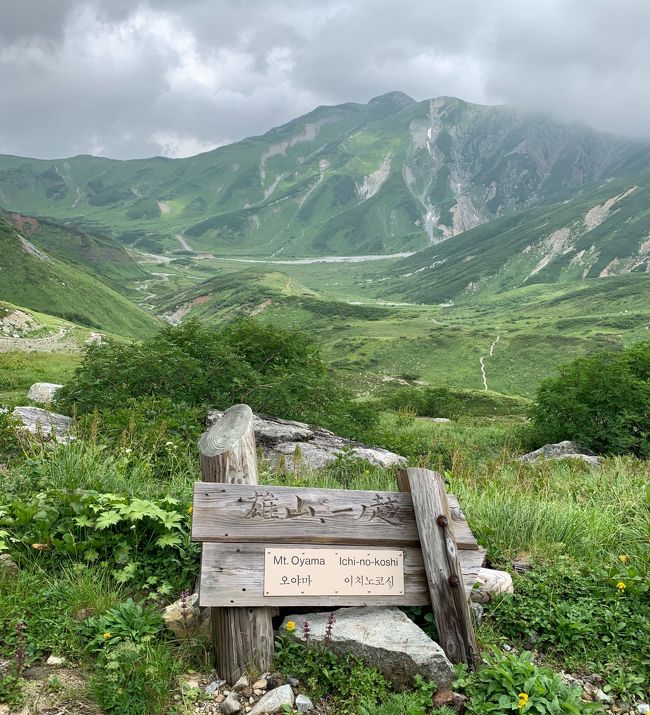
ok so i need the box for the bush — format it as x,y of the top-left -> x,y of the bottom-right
528,342 -> 650,457
57,318 -> 375,437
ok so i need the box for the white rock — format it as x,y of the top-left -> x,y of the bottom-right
12,407 -> 73,443
233,675 -> 249,691
295,694 -> 314,713
27,383 -> 63,404
248,685 -> 295,715
519,441 -> 601,466
46,655 -> 66,666
636,703 -> 649,714
470,568 -> 514,603
281,607 -> 453,689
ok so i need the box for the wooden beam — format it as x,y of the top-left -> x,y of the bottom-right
198,405 -> 274,684
199,542 -> 486,607
192,483 -> 478,549
398,468 -> 479,668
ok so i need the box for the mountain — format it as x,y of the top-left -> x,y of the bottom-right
1,93 -> 649,258
381,170 -> 650,303
0,216 -> 160,337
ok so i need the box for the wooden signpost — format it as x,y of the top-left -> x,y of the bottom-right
195,404 -> 480,683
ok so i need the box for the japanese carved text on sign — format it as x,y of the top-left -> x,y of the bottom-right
264,548 -> 405,596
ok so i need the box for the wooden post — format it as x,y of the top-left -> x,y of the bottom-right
199,404 -> 274,683
398,468 -> 478,668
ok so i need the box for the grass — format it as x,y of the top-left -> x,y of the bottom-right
0,351 -> 80,406
0,404 -> 647,712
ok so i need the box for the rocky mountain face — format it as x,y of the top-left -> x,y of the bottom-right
1,93 -> 648,258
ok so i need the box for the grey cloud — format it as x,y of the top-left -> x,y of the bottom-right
0,0 -> 649,159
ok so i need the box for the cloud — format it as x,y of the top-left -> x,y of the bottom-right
0,0 -> 649,159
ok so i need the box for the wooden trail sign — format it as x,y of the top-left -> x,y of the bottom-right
194,405 -> 479,679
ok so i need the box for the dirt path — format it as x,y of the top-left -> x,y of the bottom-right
0,327 -> 79,353
480,334 -> 500,391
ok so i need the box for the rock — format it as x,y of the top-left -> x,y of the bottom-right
286,677 -> 300,688
27,383 -> 63,404
636,703 -> 649,714
295,694 -> 314,712
163,592 -> 202,639
220,691 -> 242,714
433,689 -> 468,712
470,602 -> 484,624
12,407 -> 73,443
233,675 -> 249,691
512,555 -> 534,573
281,607 -> 453,689
594,688 -> 612,703
0,554 -> 20,578
252,679 -> 267,691
519,441 -> 602,466
207,410 -> 405,471
248,684 -> 295,714
45,655 -> 66,666
205,678 -> 227,694
470,568 -> 514,603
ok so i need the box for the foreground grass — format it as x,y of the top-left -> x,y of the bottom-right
0,412 -> 647,711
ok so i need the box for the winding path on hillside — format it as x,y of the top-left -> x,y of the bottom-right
480,334 -> 500,391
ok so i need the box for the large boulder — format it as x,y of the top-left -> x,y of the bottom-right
519,440 -> 601,466
27,383 -> 63,404
11,407 -> 73,443
206,410 -> 405,471
248,684 -> 295,714
280,607 -> 453,689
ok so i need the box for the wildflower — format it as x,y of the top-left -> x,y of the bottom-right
618,554 -> 629,563
616,581 -> 626,591
285,620 -> 296,632
103,632 -> 112,639
187,505 -> 193,515
301,620 -> 311,640
324,612 -> 336,645
518,692 -> 529,709
124,448 -> 132,455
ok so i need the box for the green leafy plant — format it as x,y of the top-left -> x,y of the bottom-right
81,598 -> 163,653
455,647 -> 602,714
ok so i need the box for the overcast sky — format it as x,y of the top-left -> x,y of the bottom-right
1,0 -> 648,159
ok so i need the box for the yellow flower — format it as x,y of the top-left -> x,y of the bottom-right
616,581 -> 626,591
103,632 -> 112,639
285,620 -> 296,632
187,505 -> 193,515
618,554 -> 629,563
518,692 -> 529,709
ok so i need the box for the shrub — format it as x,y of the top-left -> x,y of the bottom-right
528,342 -> 650,457
57,318 -> 375,436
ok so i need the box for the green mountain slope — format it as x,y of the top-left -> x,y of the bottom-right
1,93 -> 648,257
0,217 -> 160,337
0,208 -> 150,291
381,170 -> 650,303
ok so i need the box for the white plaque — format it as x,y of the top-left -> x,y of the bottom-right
264,548 -> 404,596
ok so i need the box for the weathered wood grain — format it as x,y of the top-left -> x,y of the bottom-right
198,405 -> 273,684
199,543 -> 486,607
193,482 -> 478,549
399,468 -> 479,668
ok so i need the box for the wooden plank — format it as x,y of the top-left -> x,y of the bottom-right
399,468 -> 479,668
199,543 -> 486,607
198,405 -> 274,684
193,483 -> 478,549
193,483 -> 418,545
397,472 -> 478,552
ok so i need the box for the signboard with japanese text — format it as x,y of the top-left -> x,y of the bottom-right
263,547 -> 405,597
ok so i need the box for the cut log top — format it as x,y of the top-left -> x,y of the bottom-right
199,404 -> 254,458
